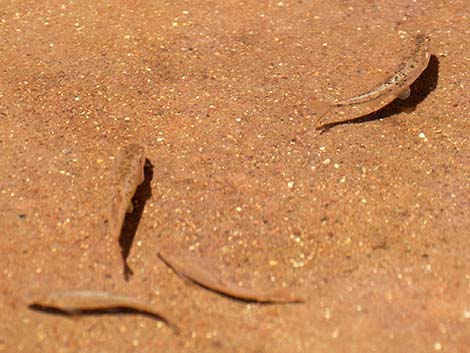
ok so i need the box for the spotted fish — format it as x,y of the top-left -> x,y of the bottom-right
108,143 -> 146,238
311,33 -> 431,126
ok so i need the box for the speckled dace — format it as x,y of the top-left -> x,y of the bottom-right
29,290 -> 178,332
108,143 -> 146,238
311,33 -> 431,126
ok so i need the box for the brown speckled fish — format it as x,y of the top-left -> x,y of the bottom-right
29,290 -> 178,332
311,33 -> 431,126
158,250 -> 305,304
109,143 -> 146,237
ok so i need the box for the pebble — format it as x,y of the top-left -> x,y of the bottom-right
324,308 -> 332,320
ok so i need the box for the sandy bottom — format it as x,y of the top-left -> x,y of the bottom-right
1,1 -> 469,352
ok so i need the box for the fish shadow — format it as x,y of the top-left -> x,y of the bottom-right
28,303 -> 178,332
317,54 -> 439,132
119,159 -> 154,281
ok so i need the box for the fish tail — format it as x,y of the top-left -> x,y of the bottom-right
310,96 -> 333,118
108,197 -> 124,238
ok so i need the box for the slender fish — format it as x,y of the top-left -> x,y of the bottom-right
29,290 -> 178,331
311,33 -> 431,126
109,143 -> 146,237
158,250 -> 304,304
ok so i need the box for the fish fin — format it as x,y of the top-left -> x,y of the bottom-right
310,96 -> 333,117
397,87 -> 411,100
311,96 -> 334,128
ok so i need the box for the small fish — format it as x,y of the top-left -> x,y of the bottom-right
109,143 -> 146,237
28,290 -> 179,332
311,33 -> 431,126
158,250 -> 304,304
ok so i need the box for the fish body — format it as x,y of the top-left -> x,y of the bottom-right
32,290 -> 150,313
109,143 -> 146,237
29,290 -> 178,331
311,33 -> 431,125
158,250 -> 304,304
